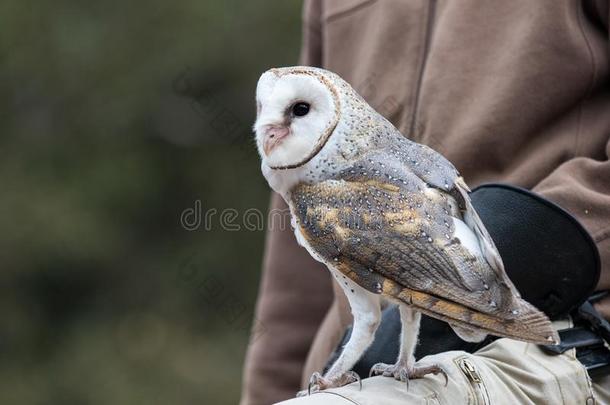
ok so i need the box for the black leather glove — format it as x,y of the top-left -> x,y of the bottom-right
472,184 -> 599,318
326,183 -> 601,377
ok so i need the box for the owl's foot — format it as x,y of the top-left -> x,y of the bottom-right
408,363 -> 448,385
369,362 -> 409,381
370,362 -> 448,386
296,371 -> 361,397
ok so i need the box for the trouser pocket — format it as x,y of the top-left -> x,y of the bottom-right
455,356 -> 491,405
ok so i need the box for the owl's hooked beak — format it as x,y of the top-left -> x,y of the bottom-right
263,125 -> 290,156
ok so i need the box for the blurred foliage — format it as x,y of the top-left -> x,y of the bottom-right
0,1 -> 302,404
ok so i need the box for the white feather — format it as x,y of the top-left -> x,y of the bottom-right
452,217 -> 483,258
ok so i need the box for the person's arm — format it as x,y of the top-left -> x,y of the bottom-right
533,135 -> 610,316
533,141 -> 610,289
536,0 -> 610,316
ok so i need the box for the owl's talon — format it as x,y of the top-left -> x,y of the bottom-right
370,362 -> 448,386
369,362 -> 392,378
329,370 -> 361,389
343,370 -> 362,391
299,371 -> 332,396
298,370 -> 361,396
370,362 -> 410,382
408,363 -> 448,386
308,372 -> 327,395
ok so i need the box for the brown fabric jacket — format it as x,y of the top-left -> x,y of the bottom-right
241,1 -> 610,404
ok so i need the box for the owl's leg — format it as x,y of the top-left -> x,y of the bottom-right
370,306 -> 447,384
298,274 -> 381,396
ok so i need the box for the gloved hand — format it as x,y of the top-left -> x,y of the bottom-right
471,183 -> 599,318
326,183 -> 601,378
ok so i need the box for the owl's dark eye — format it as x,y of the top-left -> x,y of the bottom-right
292,102 -> 310,117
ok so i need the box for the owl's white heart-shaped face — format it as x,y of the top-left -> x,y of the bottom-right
254,68 -> 340,169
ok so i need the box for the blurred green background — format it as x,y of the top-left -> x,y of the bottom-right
0,1 -> 302,404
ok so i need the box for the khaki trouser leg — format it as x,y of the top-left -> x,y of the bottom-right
277,321 -> 608,405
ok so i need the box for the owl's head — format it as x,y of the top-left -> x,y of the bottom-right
253,67 -> 341,169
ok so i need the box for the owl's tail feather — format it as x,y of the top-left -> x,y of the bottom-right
388,282 -> 560,345
507,298 -> 560,344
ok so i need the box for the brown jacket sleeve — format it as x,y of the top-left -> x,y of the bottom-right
534,1 -> 610,290
534,137 -> 610,288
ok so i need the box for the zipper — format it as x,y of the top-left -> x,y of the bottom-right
408,0 -> 437,139
457,357 -> 491,405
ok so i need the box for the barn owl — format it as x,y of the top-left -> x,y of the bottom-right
253,66 -> 559,394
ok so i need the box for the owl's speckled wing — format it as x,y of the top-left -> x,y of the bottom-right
373,133 -> 506,278
290,172 -> 557,344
